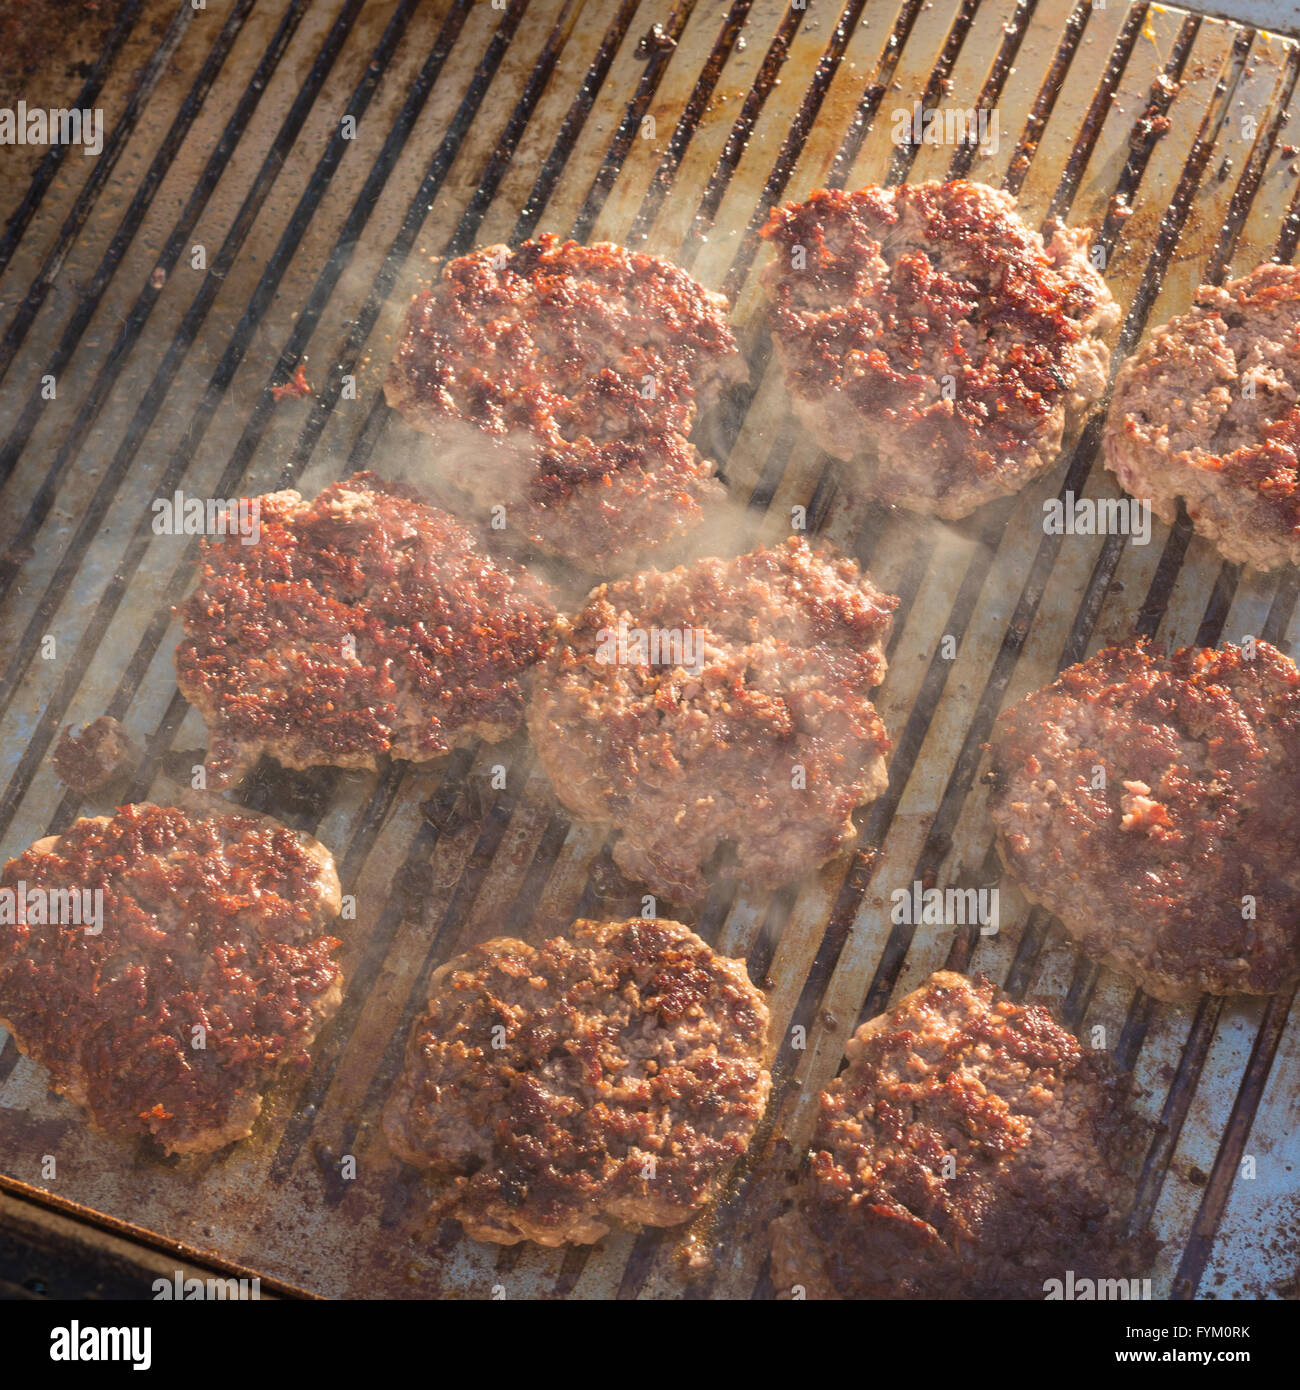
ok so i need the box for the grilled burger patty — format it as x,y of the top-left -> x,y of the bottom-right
176,472 -> 555,789
987,639 -> 1300,1001
0,802 -> 343,1155
384,235 -> 747,573
770,971 -> 1150,1299
525,537 -> 897,906
1104,261 -> 1300,570
760,180 -> 1118,517
383,917 -> 770,1247
51,715 -> 137,794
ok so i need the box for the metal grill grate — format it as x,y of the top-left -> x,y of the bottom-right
0,0 -> 1297,1299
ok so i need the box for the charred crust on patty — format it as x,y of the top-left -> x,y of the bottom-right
175,472 -> 556,789
382,917 -> 771,1246
770,971 -> 1152,1299
0,802 -> 343,1155
525,537 -> 897,906
987,639 -> 1300,1001
1104,261 -> 1300,570
760,180 -> 1118,518
383,235 -> 747,572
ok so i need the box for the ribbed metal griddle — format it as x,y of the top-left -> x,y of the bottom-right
0,0 -> 1297,1300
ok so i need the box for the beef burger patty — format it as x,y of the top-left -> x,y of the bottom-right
760,180 -> 1118,517
770,971 -> 1151,1299
383,917 -> 770,1247
1105,261 -> 1300,570
987,639 -> 1300,1001
0,802 -> 343,1155
384,235 -> 747,573
51,715 -> 137,795
176,472 -> 555,789
526,537 -> 897,906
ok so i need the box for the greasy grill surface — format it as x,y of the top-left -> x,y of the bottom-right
0,0 -> 1297,1299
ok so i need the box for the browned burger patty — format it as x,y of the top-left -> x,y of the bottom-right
382,917 -> 770,1246
987,640 -> 1300,1002
383,235 -> 746,572
525,537 -> 897,906
770,971 -> 1150,1299
0,802 -> 343,1155
51,716 -> 138,794
1104,262 -> 1300,570
760,180 -> 1118,518
176,472 -> 555,789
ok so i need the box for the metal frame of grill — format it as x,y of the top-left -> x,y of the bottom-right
0,0 -> 1297,1300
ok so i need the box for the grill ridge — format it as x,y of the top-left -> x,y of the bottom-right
0,0 -> 145,280
0,0 -> 226,393
0,0 -> 364,598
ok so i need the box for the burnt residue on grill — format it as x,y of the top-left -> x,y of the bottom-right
0,2 -> 115,101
